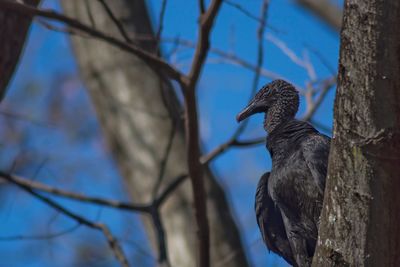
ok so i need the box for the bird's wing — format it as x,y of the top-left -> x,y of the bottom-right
302,134 -> 331,195
255,172 -> 296,266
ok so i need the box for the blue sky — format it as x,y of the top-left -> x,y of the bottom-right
0,0 -> 341,266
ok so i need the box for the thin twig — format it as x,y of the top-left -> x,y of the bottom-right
155,175 -> 188,206
223,0 -> 262,23
162,37 -> 284,81
233,0 -> 269,139
150,207 -> 170,266
0,171 -> 151,212
0,109 -> 54,128
305,44 -> 337,75
152,122 -> 176,198
194,0 -> 272,168
0,170 -> 188,267
97,0 -> 132,43
0,224 -> 81,241
0,170 -> 190,213
156,0 -> 168,48
266,34 -> 317,81
0,172 -> 129,267
302,76 -> 336,121
83,0 -> 96,28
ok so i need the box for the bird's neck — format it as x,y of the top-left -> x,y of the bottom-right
264,103 -> 295,133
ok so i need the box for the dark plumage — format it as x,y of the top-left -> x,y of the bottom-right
255,172 -> 295,266
237,80 -> 330,267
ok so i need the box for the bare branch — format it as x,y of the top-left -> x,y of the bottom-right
0,1 -> 184,84
97,0 -> 132,43
0,172 -> 129,267
266,34 -> 316,81
295,0 -> 343,31
183,1 -> 223,267
196,0 -> 272,168
156,0 -> 168,48
223,0 -> 262,23
0,224 -> 81,241
150,208 -> 170,266
199,0 -> 205,14
0,171 -> 151,213
152,122 -> 177,198
0,170 -> 187,267
163,37 -> 284,81
155,175 -> 188,206
187,0 -> 223,88
0,109 -> 54,128
233,0 -> 269,139
83,0 -> 96,28
302,77 -> 336,121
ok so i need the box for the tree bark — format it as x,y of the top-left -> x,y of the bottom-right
0,0 -> 40,101
313,1 -> 400,266
60,1 -> 249,266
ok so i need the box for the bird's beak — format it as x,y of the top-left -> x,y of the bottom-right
236,101 -> 264,122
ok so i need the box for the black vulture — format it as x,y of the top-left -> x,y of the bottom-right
237,80 -> 330,267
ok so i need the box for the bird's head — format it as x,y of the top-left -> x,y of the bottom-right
236,79 -> 299,122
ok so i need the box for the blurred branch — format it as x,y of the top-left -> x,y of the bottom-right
152,123 -> 177,198
266,34 -> 316,81
200,137 -> 264,165
83,0 -> 96,28
0,172 -> 129,267
150,208 -> 169,267
187,0 -> 222,88
0,0 -> 184,84
295,0 -> 343,31
154,175 -> 188,206
223,0 -> 261,23
161,37 -> 284,81
303,77 -> 336,121
200,0 -> 271,166
182,1 -> 223,267
156,0 -> 168,49
233,0 -> 269,139
0,109 -> 54,128
0,169 -> 186,266
199,0 -> 205,14
0,224 -> 81,241
0,171 -> 189,213
97,0 -> 132,43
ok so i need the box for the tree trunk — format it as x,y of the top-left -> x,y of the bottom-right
0,0 -> 40,101
60,1 -> 249,266
313,1 -> 400,266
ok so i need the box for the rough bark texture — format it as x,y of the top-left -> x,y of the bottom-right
313,1 -> 400,266
0,0 -> 40,101
60,1 -> 249,266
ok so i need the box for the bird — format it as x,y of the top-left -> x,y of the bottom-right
236,79 -> 330,267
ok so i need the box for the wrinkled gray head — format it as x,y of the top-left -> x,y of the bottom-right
236,80 -> 299,131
